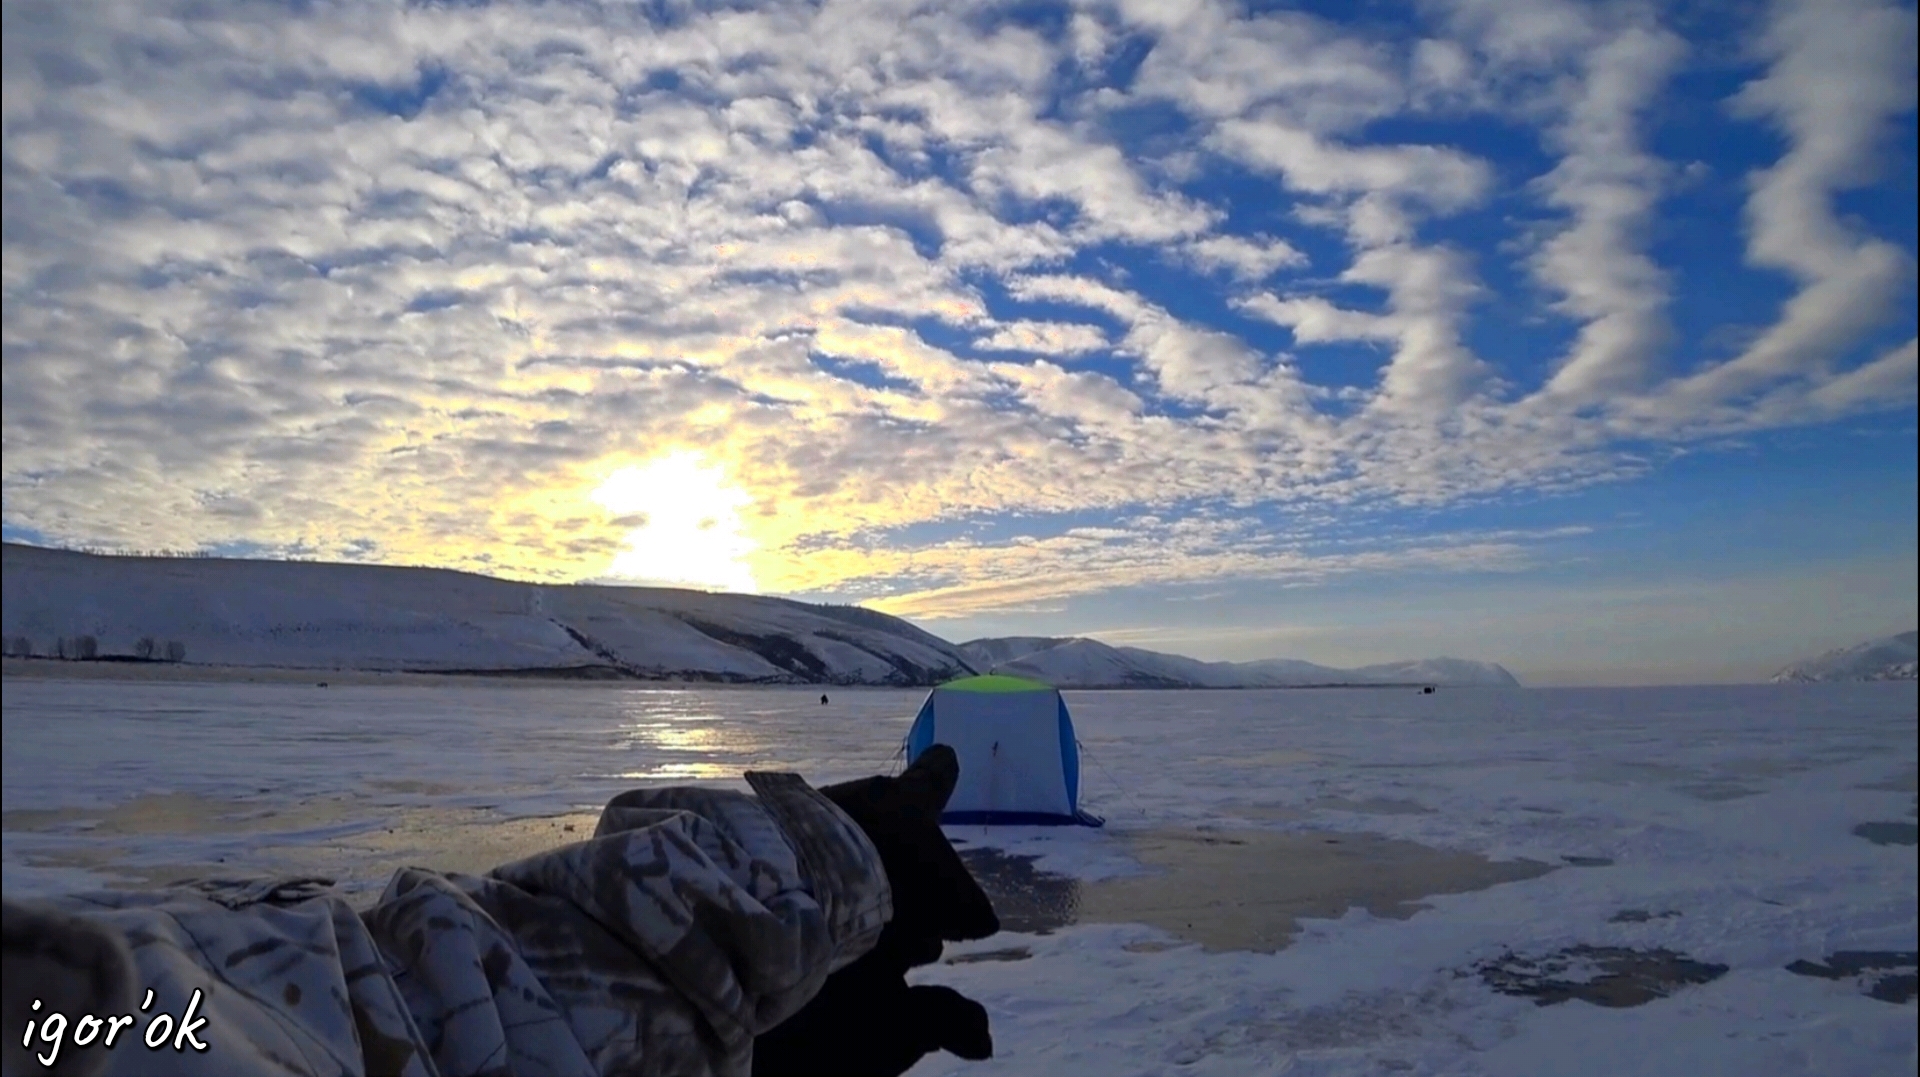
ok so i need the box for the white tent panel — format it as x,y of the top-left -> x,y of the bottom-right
931,689 -> 1071,816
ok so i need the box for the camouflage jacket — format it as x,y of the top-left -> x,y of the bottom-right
4,773 -> 892,1077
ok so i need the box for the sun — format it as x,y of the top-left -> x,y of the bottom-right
592,451 -> 760,593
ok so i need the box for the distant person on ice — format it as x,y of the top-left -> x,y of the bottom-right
1,746 -> 997,1077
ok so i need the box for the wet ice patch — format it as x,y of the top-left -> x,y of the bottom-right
1608,909 -> 1682,924
944,946 -> 1033,965
963,828 -> 1556,953
1474,946 -> 1730,1008
1309,795 -> 1436,816
1785,951 -> 1918,1004
2,799 -> 600,905
1851,821 -> 1919,846
958,846 -> 1080,935
1855,767 -> 1918,793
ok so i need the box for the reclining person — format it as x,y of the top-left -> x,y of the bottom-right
2,746 -> 996,1077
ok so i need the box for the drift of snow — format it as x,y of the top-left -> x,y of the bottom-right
1772,631 -> 1919,683
960,636 -> 1522,688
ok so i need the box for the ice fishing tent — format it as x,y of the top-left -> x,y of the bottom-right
904,674 -> 1103,826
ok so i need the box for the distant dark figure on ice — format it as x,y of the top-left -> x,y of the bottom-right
1423,685 -> 1436,694
821,693 -> 830,705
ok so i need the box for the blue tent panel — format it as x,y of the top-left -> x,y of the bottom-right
905,694 -> 937,761
905,678 -> 1102,827
944,810 -> 1104,826
1058,695 -> 1079,810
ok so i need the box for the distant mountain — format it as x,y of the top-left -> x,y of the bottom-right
1,542 -> 1525,689
1348,657 -> 1522,687
0,543 -> 974,685
1771,631 -> 1919,683
958,636 -> 1520,688
956,636 -> 1069,671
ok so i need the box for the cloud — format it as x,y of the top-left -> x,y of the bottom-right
1209,120 -> 1491,218
1621,0 -> 1918,429
1121,0 -> 1404,130
0,0 -> 1913,613
973,320 -> 1111,356
1514,11 -> 1688,400
1239,294 -> 1396,344
861,515 -> 1552,620
1181,233 -> 1306,282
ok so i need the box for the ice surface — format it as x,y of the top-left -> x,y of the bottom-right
3,679 -> 1916,1075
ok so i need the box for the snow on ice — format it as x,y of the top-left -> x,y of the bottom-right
3,679 -> 1915,1076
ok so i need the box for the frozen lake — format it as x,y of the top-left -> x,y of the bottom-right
3,678 -> 1916,1075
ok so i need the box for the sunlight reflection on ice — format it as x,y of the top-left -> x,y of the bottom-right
612,763 -> 741,780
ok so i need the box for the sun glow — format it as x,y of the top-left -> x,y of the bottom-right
593,451 -> 760,593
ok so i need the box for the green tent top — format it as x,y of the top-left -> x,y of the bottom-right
936,673 -> 1055,694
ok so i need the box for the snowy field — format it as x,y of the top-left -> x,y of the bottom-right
3,679 -> 1916,1076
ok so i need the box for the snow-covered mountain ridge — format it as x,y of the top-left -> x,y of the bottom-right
2,544 -> 1521,687
1771,631 -> 1919,683
958,636 -> 1522,688
1,543 -> 971,685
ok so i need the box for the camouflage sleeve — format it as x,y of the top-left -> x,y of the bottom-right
4,878 -> 434,1077
1,772 -> 888,1077
360,771 -> 891,1077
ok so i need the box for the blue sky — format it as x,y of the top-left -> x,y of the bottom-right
2,0 -> 1915,685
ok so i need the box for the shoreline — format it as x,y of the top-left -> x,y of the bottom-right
11,657 -> 1870,691
0,657 -> 804,689
0,657 -> 1487,691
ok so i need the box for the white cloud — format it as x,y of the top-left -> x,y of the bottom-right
1800,337 -> 1920,420
1634,0 -> 1918,425
1122,0 -> 1404,130
1209,119 -> 1491,217
0,0 -> 1912,611
1182,233 -> 1306,282
1238,294 -> 1397,344
974,320 -> 1111,356
864,512 -> 1548,619
989,360 -> 1143,428
1526,17 -> 1688,400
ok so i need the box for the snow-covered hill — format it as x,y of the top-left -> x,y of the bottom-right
1,543 -> 1527,689
1348,657 -> 1523,687
959,636 -> 1521,688
0,544 -> 975,685
1771,631 -> 1919,683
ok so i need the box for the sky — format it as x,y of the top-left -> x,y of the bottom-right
2,0 -> 1915,686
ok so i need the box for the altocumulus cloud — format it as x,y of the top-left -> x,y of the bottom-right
1,0 -> 1914,611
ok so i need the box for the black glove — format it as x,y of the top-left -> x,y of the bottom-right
754,744 -> 998,1077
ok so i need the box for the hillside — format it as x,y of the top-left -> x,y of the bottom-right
1,543 -> 1528,689
0,543 -> 975,686
1771,631 -> 1919,683
958,636 -> 1521,688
